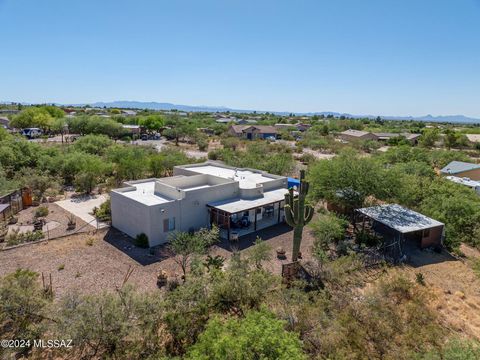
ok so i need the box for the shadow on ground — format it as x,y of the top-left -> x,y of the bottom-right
215,223 -> 292,252
103,228 -> 173,266
405,240 -> 458,268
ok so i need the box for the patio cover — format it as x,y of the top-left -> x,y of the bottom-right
207,188 -> 287,214
357,204 -> 444,234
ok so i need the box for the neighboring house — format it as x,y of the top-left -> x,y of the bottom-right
356,204 -> 444,261
0,117 -> 10,129
296,123 -> 311,132
445,176 -> 480,195
110,161 -> 288,246
339,129 -> 378,142
237,119 -> 258,125
216,117 -> 237,124
466,134 -> 480,144
121,110 -> 137,116
228,125 -> 278,140
373,132 -> 421,145
274,123 -> 311,132
440,161 -> 480,181
0,109 -> 20,115
122,124 -> 141,135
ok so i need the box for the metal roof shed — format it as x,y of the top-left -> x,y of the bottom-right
356,204 -> 444,261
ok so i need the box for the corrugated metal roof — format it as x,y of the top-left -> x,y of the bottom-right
357,204 -> 444,234
440,161 -> 480,175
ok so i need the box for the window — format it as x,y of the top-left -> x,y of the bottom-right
256,208 -> 262,214
163,217 -> 176,232
423,228 -> 430,238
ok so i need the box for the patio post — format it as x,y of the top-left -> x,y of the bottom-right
277,201 -> 281,223
254,208 -> 257,231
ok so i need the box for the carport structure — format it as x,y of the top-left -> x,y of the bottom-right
355,204 -> 444,261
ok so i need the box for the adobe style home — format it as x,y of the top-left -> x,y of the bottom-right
440,161 -> 480,181
110,162 -> 289,247
228,125 -> 278,140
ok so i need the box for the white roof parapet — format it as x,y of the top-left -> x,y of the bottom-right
207,188 -> 288,214
357,204 -> 444,234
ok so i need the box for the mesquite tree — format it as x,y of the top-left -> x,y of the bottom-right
284,170 -> 314,262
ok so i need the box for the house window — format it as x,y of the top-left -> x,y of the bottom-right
256,208 -> 262,214
423,228 -> 430,238
163,217 -> 176,232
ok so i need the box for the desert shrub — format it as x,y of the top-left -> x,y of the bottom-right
93,199 -> 111,222
35,206 -> 49,218
0,269 -> 49,348
135,233 -> 149,248
55,286 -> 165,359
6,229 -> 44,246
186,310 -> 306,360
300,276 -> 444,359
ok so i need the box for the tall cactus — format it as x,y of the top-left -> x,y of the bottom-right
284,170 -> 314,262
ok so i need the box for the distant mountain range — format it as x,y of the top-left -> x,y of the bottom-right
80,101 -> 480,124
3,100 -> 480,124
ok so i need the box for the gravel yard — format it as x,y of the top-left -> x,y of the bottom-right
0,223 -> 317,299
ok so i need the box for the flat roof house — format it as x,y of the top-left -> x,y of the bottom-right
440,161 -> 480,181
110,162 -> 289,247
228,125 -> 278,140
373,132 -> 421,145
339,129 -> 378,142
445,176 -> 480,195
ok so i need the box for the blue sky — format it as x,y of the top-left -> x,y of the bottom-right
1,0 -> 480,117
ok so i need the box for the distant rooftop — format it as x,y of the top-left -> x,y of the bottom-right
341,129 -> 372,137
440,161 -> 480,175
466,134 -> 480,143
446,176 -> 480,192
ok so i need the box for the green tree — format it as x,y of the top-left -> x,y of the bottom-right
139,115 -> 164,134
186,310 -> 306,360
168,226 -> 219,281
420,128 -> 439,148
0,269 -> 49,347
10,107 -> 54,131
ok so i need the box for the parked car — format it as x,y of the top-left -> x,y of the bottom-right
21,128 -> 43,139
141,134 -> 149,141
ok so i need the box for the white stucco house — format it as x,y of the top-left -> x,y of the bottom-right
110,161 -> 289,247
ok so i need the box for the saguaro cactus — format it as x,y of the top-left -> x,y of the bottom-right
284,170 -> 314,262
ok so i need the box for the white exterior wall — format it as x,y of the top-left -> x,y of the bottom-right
111,178 -> 241,247
111,191 -> 155,242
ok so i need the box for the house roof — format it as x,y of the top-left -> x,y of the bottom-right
207,188 -> 287,213
440,161 -> 480,175
243,125 -> 277,134
466,134 -> 480,143
230,125 -> 278,134
357,204 -> 444,234
373,132 -> 421,140
340,129 -> 372,137
446,176 -> 480,190
0,203 -> 10,213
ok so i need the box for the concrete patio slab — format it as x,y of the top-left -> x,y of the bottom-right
56,195 -> 109,229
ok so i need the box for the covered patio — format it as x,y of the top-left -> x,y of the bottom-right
207,189 -> 286,240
